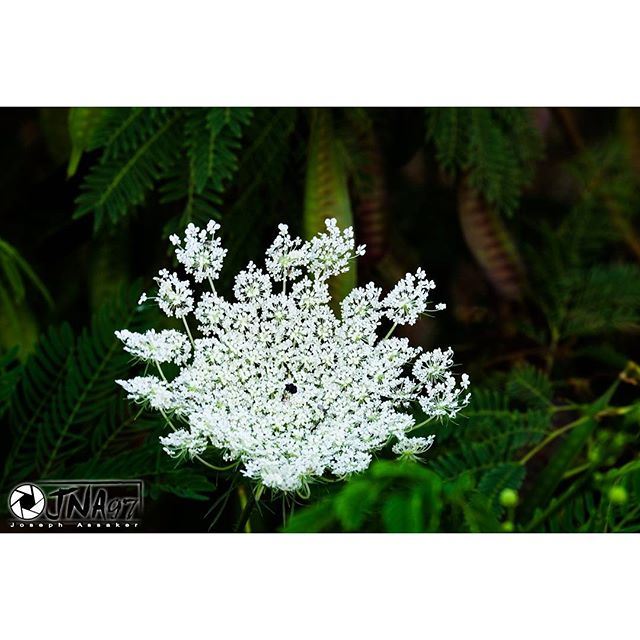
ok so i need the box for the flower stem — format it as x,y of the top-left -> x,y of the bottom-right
383,323 -> 398,340
182,317 -> 195,346
235,483 -> 264,533
519,415 -> 589,465
408,416 -> 434,432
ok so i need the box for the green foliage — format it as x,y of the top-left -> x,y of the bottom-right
506,364 -> 553,409
67,107 -> 106,177
527,140 -> 640,345
72,107 -> 253,231
0,238 -> 53,354
0,349 -> 21,417
283,460 -> 499,533
223,108 -> 297,264
425,107 -> 543,215
0,286 -> 215,506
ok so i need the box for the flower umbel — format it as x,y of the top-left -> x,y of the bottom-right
117,218 -> 470,492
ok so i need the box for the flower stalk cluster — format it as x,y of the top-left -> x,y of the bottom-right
116,218 -> 470,493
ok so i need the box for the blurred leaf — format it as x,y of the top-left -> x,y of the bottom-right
67,107 -> 105,177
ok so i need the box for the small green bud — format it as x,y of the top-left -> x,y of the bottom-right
588,447 -> 602,463
501,521 -> 514,532
608,486 -> 628,505
499,488 -> 519,508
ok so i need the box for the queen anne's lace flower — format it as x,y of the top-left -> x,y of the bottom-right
152,270 -> 194,318
384,268 -> 436,325
116,329 -> 192,365
392,434 -> 436,461
169,220 -> 226,283
116,218 -> 470,493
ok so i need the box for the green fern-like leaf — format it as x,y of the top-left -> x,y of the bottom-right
2,324 -> 75,489
425,107 -> 543,215
506,364 -> 553,409
67,107 -> 106,177
34,287 -> 151,478
161,108 -> 253,233
74,109 -> 181,227
478,462 -> 526,513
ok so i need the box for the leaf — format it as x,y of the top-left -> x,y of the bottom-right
0,348 -> 21,418
506,364 -> 552,409
153,468 -> 216,501
74,110 -> 181,227
460,493 -> 501,533
281,498 -> 337,533
426,107 -> 543,216
478,462 -> 525,512
519,382 -> 619,523
0,237 -> 53,308
67,107 -> 105,177
334,478 -> 383,531
382,492 -> 426,532
457,179 -> 525,300
2,323 -> 75,489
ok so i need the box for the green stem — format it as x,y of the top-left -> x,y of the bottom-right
408,416 -> 434,432
383,323 -> 398,340
523,470 -> 592,532
182,317 -> 195,346
519,415 -> 590,465
235,483 -> 264,532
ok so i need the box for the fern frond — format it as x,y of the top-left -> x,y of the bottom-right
90,107 -> 170,159
506,364 -> 553,409
185,108 -> 252,194
224,108 -> 297,264
74,110 -> 181,227
34,287 -> 151,478
425,107 -> 543,215
2,324 -> 75,488
161,108 -> 253,233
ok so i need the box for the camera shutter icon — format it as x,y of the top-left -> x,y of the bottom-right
9,484 -> 46,520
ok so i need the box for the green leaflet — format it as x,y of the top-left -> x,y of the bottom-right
0,237 -> 53,308
67,107 -> 105,177
282,460 -> 495,533
506,364 -> 553,410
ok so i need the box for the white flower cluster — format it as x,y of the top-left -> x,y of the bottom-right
116,218 -> 470,492
169,221 -> 227,283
